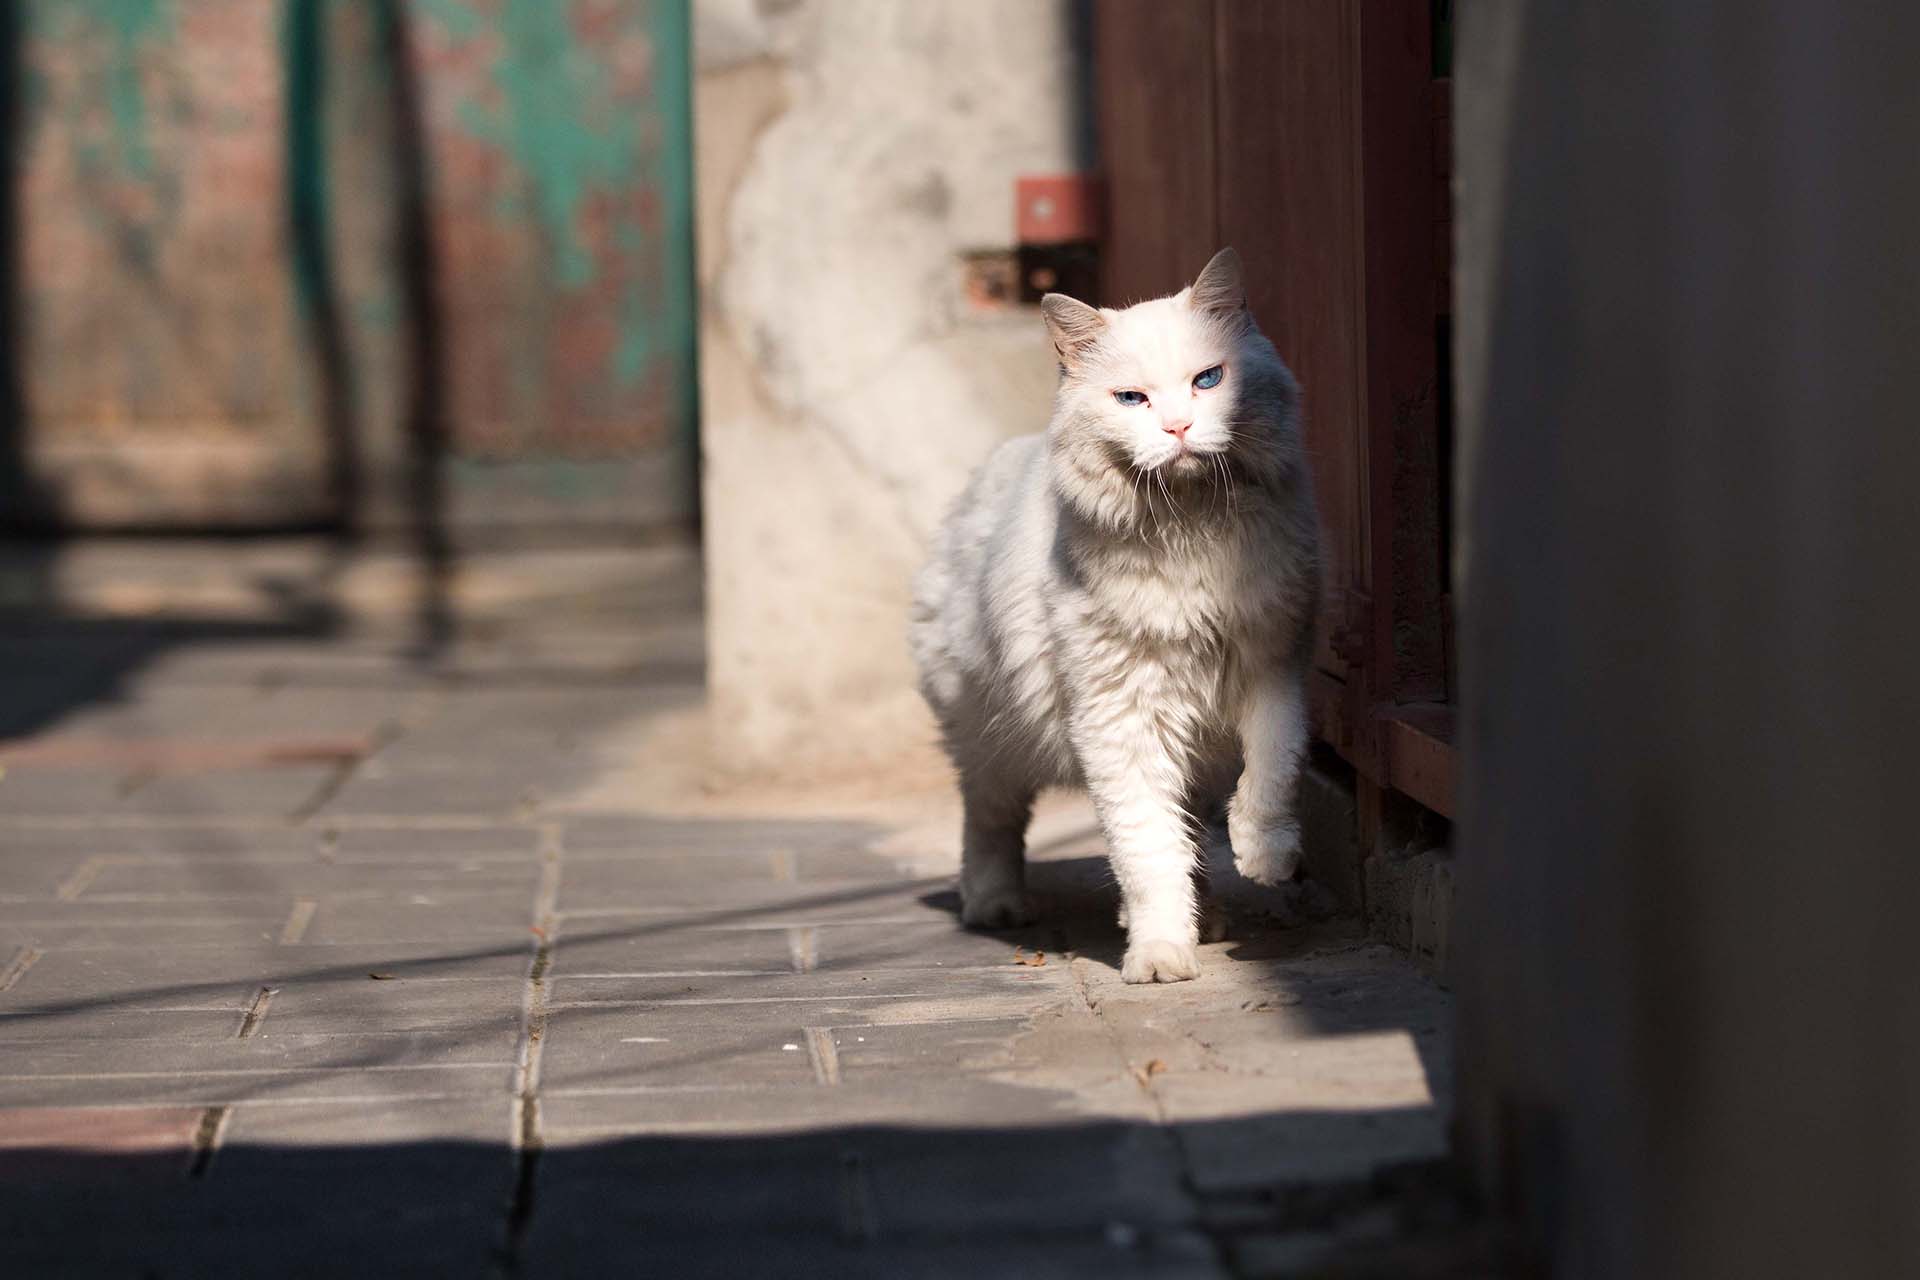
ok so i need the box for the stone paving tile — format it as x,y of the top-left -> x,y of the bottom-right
0,1104 -> 205,1153
0,851 -> 98,900
206,1139 -> 516,1224
28,683 -> 406,740
0,1027 -> 517,1078
0,901 -> 534,952
824,1016 -> 1039,1081
558,848 -> 953,901
6,976 -> 519,1050
0,946 -> 530,1012
523,1123 -> 1219,1278
523,1228 -> 1221,1280
305,774 -> 552,820
0,824 -> 331,859
555,876 -> 957,921
0,903 -> 288,949
527,1128 -> 856,1236
540,1006 -> 822,1091
1172,1107 -> 1450,1194
3,1180 -> 505,1280
1,951 -> 256,1012
560,850 -> 788,890
295,895 -> 542,946
558,814 -> 879,855
0,765 -> 343,818
857,1123 -> 1197,1233
538,993 -> 1064,1096
74,857 -> 540,899
812,918 -> 1075,970
537,1075 -> 1089,1138
0,1064 -> 515,1108
550,920 -> 804,974
791,845 -> 949,880
546,966 -> 1060,1010
549,915 -> 1068,977
223,1095 -> 516,1147
0,1008 -> 250,1043
404,688 -> 679,739
321,825 -> 542,857
258,976 -> 525,1036
131,642 -> 425,685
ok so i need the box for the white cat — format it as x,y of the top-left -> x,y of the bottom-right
909,248 -> 1322,983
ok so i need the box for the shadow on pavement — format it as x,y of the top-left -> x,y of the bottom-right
1,1122 -> 1509,1279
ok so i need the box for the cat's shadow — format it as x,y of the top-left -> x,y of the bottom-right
916,853 -> 1134,971
918,843 -> 1336,975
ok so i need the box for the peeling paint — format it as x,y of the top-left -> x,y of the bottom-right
435,0 -> 642,288
421,0 -> 695,413
642,0 -> 696,429
21,0 -> 695,525
55,0 -> 172,179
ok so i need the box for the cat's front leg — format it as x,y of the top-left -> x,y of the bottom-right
1079,722 -> 1203,983
1229,668 -> 1309,886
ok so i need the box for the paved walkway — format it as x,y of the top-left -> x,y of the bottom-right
0,542 -> 1457,1278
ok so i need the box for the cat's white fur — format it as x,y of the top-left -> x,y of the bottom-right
910,249 -> 1321,983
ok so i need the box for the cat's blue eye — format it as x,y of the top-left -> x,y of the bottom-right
1113,390 -> 1149,407
1193,365 -> 1224,390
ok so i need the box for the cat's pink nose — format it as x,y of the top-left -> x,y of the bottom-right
1163,420 -> 1191,438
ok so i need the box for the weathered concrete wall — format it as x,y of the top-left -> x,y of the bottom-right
695,0 -> 1090,779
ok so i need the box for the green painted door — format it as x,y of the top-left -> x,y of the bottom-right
5,0 -> 697,534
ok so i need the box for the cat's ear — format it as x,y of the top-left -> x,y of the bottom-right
1187,247 -> 1247,317
1040,293 -> 1107,369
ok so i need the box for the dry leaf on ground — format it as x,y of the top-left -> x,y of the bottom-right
1132,1058 -> 1168,1087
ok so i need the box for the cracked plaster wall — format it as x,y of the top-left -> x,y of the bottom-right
695,0 -> 1089,779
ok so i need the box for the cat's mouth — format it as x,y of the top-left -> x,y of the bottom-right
1143,446 -> 1218,478
1166,449 -> 1211,476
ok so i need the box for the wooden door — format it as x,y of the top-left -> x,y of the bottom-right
1097,0 -> 1451,815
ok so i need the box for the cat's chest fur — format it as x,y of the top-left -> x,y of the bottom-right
1059,521 -> 1271,654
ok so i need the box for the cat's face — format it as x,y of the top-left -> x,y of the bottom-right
1042,249 -> 1260,479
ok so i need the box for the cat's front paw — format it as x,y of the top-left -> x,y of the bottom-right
961,885 -> 1034,929
1231,813 -> 1304,886
1120,937 -> 1202,984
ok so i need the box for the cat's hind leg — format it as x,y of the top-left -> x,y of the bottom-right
1189,752 -> 1238,943
958,768 -> 1037,929
1193,863 -> 1230,944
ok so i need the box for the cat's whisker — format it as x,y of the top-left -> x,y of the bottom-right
1158,468 -> 1189,529
1141,467 -> 1166,545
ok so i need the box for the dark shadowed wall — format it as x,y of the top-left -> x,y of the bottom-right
1454,4 -> 1920,1277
